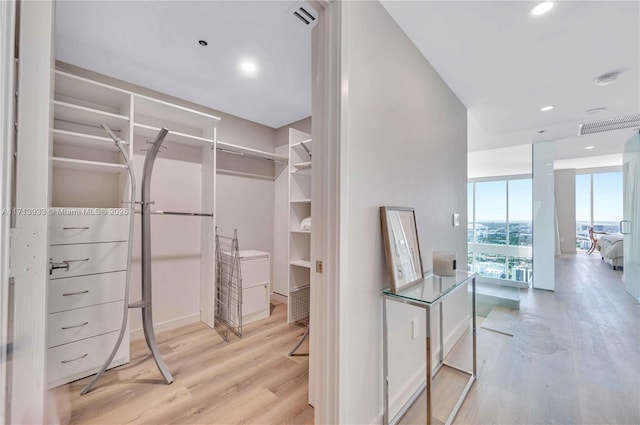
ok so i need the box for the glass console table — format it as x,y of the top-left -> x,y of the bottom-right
382,271 -> 476,425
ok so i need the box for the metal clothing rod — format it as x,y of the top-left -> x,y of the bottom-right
216,147 -> 288,164
133,210 -> 213,217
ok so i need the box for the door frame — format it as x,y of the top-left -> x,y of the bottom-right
1,0 -> 16,422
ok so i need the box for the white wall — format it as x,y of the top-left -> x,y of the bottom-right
275,116 -> 312,147
554,169 -> 576,254
338,2 -> 468,423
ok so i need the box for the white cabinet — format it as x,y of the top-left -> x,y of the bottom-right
47,71 -> 132,388
236,250 -> 271,325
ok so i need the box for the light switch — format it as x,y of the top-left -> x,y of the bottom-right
452,213 -> 460,227
412,319 -> 418,339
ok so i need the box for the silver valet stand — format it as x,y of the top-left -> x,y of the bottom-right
81,125 -> 174,394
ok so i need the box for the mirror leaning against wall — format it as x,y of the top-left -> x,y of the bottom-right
380,207 -> 424,293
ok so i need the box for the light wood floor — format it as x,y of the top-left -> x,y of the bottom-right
51,301 -> 313,425
401,253 -> 640,425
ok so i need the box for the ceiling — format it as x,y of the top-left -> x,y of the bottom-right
55,1 -> 313,129
382,1 -> 640,162
57,1 -> 639,159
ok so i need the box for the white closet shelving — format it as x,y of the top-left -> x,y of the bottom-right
48,70 -> 133,388
48,68 -> 224,388
216,140 -> 288,180
287,130 -> 312,323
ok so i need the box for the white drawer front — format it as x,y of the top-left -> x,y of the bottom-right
48,330 -> 127,387
49,242 -> 127,279
241,257 -> 270,288
48,301 -> 123,348
48,271 -> 126,314
49,210 -> 129,245
243,283 -> 269,317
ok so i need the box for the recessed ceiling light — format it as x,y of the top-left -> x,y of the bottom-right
584,107 -> 607,115
594,71 -> 620,86
239,60 -> 258,76
531,2 -> 554,16
540,105 -> 554,111
198,40 -> 208,47
585,146 -> 595,150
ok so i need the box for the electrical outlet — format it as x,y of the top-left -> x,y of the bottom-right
412,319 -> 418,339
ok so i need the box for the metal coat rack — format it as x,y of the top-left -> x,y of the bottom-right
82,125 -> 212,394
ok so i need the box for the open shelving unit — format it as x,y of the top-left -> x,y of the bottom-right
287,129 -> 312,323
216,140 -> 288,180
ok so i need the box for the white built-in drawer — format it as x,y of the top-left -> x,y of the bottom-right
243,283 -> 269,318
49,210 -> 129,245
48,301 -> 123,348
49,242 -> 127,279
48,271 -> 126,314
47,330 -> 128,387
238,250 -> 270,288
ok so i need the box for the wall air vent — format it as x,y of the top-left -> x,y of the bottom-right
292,2 -> 318,28
578,113 -> 640,136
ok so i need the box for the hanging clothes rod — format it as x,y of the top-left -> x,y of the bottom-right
216,147 -> 288,164
133,210 -> 213,217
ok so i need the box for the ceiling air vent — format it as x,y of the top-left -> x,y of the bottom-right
578,113 -> 640,136
292,3 -> 318,27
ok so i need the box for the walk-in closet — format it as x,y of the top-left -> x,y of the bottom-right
12,1 -> 321,423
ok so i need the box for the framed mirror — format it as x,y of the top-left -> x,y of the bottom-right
380,206 -> 424,293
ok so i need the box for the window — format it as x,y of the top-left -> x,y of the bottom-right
474,181 -> 506,245
575,171 -> 623,250
468,177 -> 532,283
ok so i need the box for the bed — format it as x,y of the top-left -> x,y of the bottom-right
595,234 -> 624,270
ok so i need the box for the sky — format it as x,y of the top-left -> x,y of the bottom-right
470,179 -> 532,222
469,172 -> 623,223
576,172 -> 623,223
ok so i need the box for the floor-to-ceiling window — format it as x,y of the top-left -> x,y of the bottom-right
468,177 -> 533,284
575,171 -> 623,251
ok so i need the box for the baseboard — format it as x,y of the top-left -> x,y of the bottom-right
271,292 -> 288,304
388,364 -> 426,422
371,316 -> 470,425
130,312 -> 201,340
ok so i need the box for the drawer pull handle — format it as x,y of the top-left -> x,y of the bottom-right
61,321 -> 89,330
62,290 -> 89,296
63,258 -> 90,263
61,353 -> 88,364
49,259 -> 70,275
62,227 -> 90,230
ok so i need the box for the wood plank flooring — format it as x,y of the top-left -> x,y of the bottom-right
51,254 -> 639,424
50,301 -> 313,425
401,253 -> 640,425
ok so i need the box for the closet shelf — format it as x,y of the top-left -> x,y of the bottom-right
134,95 -> 220,130
291,139 -> 312,149
53,129 -> 128,151
290,229 -> 311,234
51,157 -> 128,174
54,101 -> 129,131
217,141 -> 289,163
134,123 -> 214,147
290,199 -> 311,203
55,70 -> 130,110
290,260 -> 312,269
